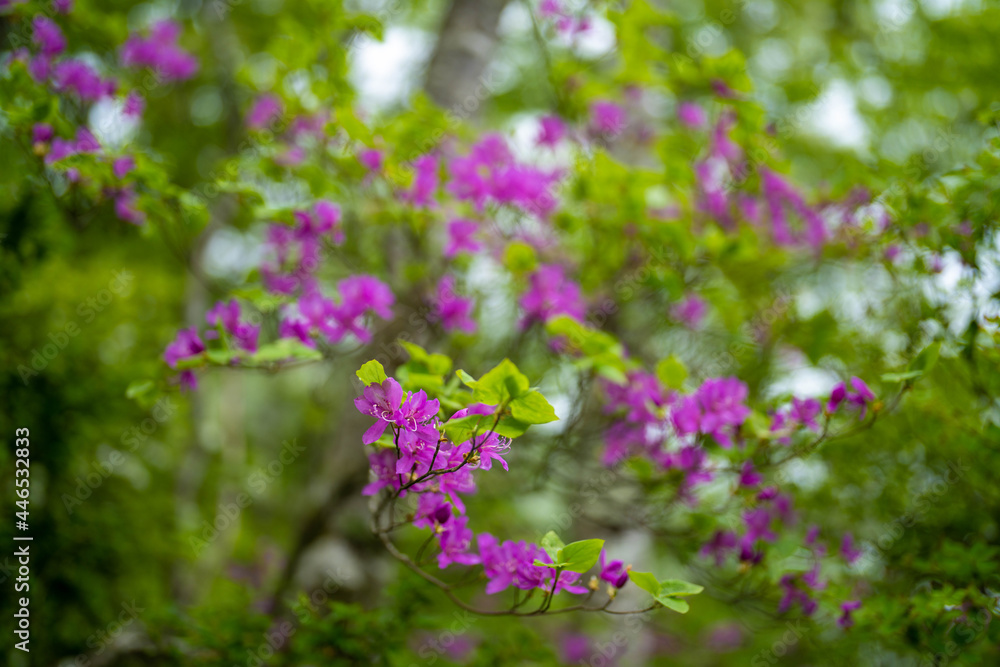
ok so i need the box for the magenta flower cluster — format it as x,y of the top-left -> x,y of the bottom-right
356,374 -> 627,599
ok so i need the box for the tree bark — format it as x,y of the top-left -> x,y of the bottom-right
424,0 -> 511,111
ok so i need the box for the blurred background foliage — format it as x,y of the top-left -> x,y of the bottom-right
3,0 -> 1000,665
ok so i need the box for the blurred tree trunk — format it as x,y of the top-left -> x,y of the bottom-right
424,0 -> 511,110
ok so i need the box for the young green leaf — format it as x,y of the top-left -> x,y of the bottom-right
656,355 -> 688,390
657,579 -> 704,597
654,596 -> 690,613
540,531 -> 565,561
510,390 -> 558,425
474,359 -> 530,403
628,570 -> 661,596
559,539 -> 605,573
357,359 -> 388,385
455,369 -> 478,387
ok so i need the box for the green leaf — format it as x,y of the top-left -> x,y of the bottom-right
881,371 -> 924,383
443,413 -> 493,445
628,571 -> 660,596
656,355 -> 688,390
540,531 -> 565,561
400,341 -> 453,376
559,539 -> 605,573
455,369 -> 477,387
125,380 -> 154,400
504,241 -> 537,274
908,341 -> 941,375
532,559 -> 559,569
654,596 -> 690,613
473,359 -> 530,404
509,391 -> 558,425
206,349 -> 239,365
356,359 -> 387,386
657,579 -> 704,597
492,416 -> 531,439
250,339 -> 323,364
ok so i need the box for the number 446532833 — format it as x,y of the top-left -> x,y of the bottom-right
15,428 -> 29,528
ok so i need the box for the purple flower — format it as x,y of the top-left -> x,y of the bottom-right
437,515 -> 480,568
598,550 -> 629,588
413,492 -> 452,529
603,371 -> 667,423
560,634 -> 591,664
519,264 -> 585,326
47,136 -> 82,165
672,377 -> 750,448
52,0 -> 72,13
677,101 -> 707,129
478,534 -> 587,595
827,377 -> 876,419
771,397 -> 822,444
28,55 -> 52,82
590,100 -> 627,135
245,94 -> 283,130
405,154 -> 439,207
536,114 -> 566,147
760,168 -> 828,248
470,432 -> 511,472
163,328 -> 205,368
738,461 -> 762,487
120,20 -> 199,81
444,219 -> 482,258
671,294 -> 707,329
114,187 -> 145,225
478,534 -> 546,594
113,155 -> 135,179
840,533 -> 862,565
51,59 -> 116,102
790,397 -> 821,429
354,378 -> 404,445
332,275 -> 394,341
742,508 -> 776,543
433,276 -> 476,334
778,575 -> 817,616
123,91 -> 145,118
358,148 -> 382,171
32,123 -> 53,144
700,530 -> 738,565
362,448 -> 400,496
206,299 -> 260,352
446,135 -> 561,216
839,600 -> 862,629
802,562 -> 825,591
393,389 -> 440,434
312,200 -> 343,243
32,16 -> 66,57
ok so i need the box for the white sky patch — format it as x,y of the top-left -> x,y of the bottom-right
203,227 -> 265,281
349,26 -> 435,112
569,14 -> 616,59
89,97 -> 140,149
805,79 -> 868,150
